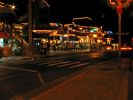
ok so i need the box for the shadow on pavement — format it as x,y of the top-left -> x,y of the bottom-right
128,72 -> 133,100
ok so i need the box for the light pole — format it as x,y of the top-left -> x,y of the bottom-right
28,0 -> 50,57
29,0 -> 33,57
107,0 -> 132,59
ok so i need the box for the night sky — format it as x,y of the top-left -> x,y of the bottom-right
3,0 -> 133,33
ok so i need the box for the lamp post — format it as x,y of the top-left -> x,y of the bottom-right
28,0 -> 33,57
107,0 -> 132,59
28,0 -> 50,57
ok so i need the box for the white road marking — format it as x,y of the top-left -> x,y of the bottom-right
47,61 -> 72,67
57,62 -> 81,67
38,60 -> 63,65
68,63 -> 88,68
0,66 -> 44,84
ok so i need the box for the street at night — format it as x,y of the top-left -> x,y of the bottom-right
0,50 -> 111,100
1,0 -> 133,100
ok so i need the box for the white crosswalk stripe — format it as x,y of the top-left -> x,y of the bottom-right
68,63 -> 88,68
47,61 -> 72,67
57,62 -> 81,67
38,60 -> 63,65
38,60 -> 89,68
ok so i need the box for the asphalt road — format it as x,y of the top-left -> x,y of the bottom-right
0,51 -> 112,100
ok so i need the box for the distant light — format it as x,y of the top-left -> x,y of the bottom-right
8,3 -> 16,10
79,27 -> 83,30
0,2 -> 4,7
107,30 -> 113,34
64,34 -> 68,37
37,43 -> 40,46
93,34 -> 97,38
90,30 -> 94,33
42,0 -> 50,8
72,29 -> 76,31
68,27 -> 72,30
0,2 -> 4,5
93,28 -> 98,31
0,39 -> 3,47
11,4 -> 16,9
0,5 -> 4,8
120,47 -> 132,51
73,17 -> 92,21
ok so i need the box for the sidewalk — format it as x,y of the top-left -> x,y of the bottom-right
11,58 -> 131,100
0,49 -> 90,63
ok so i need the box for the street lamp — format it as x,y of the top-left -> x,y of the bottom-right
107,0 -> 132,59
10,4 -> 16,10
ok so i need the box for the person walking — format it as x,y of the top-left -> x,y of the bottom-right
46,42 -> 50,56
42,43 -> 47,56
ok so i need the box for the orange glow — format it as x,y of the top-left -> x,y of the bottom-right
120,47 -> 132,51
93,34 -> 97,38
11,4 -> 16,10
106,46 -> 112,50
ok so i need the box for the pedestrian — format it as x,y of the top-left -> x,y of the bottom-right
0,46 -> 2,58
46,42 -> 50,56
53,43 -> 56,51
42,43 -> 47,56
39,43 -> 43,54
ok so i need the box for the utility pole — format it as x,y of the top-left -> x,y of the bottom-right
29,0 -> 33,57
117,1 -> 122,59
107,0 -> 132,59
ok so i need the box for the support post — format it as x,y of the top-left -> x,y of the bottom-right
118,12 -> 122,68
29,0 -> 33,57
118,12 -> 121,59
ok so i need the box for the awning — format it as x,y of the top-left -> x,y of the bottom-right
0,32 -> 13,38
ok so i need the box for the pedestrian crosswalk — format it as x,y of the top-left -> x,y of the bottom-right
38,59 -> 89,69
68,63 -> 88,68
57,62 -> 80,67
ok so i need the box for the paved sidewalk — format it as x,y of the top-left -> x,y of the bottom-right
12,58 -> 131,100
0,56 -> 32,63
0,49 -> 90,63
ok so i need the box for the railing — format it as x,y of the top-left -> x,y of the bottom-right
14,34 -> 29,47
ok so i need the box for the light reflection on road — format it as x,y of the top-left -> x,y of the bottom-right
88,52 -> 105,58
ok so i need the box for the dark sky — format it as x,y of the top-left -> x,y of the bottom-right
3,0 -> 133,33
48,0 -> 107,23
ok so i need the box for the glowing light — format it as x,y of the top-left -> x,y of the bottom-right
120,47 -> 132,50
79,27 -> 83,30
73,17 -> 92,21
93,34 -> 97,38
107,0 -> 132,9
0,2 -> 4,5
0,39 -> 3,47
64,34 -> 68,37
11,4 -> 16,10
